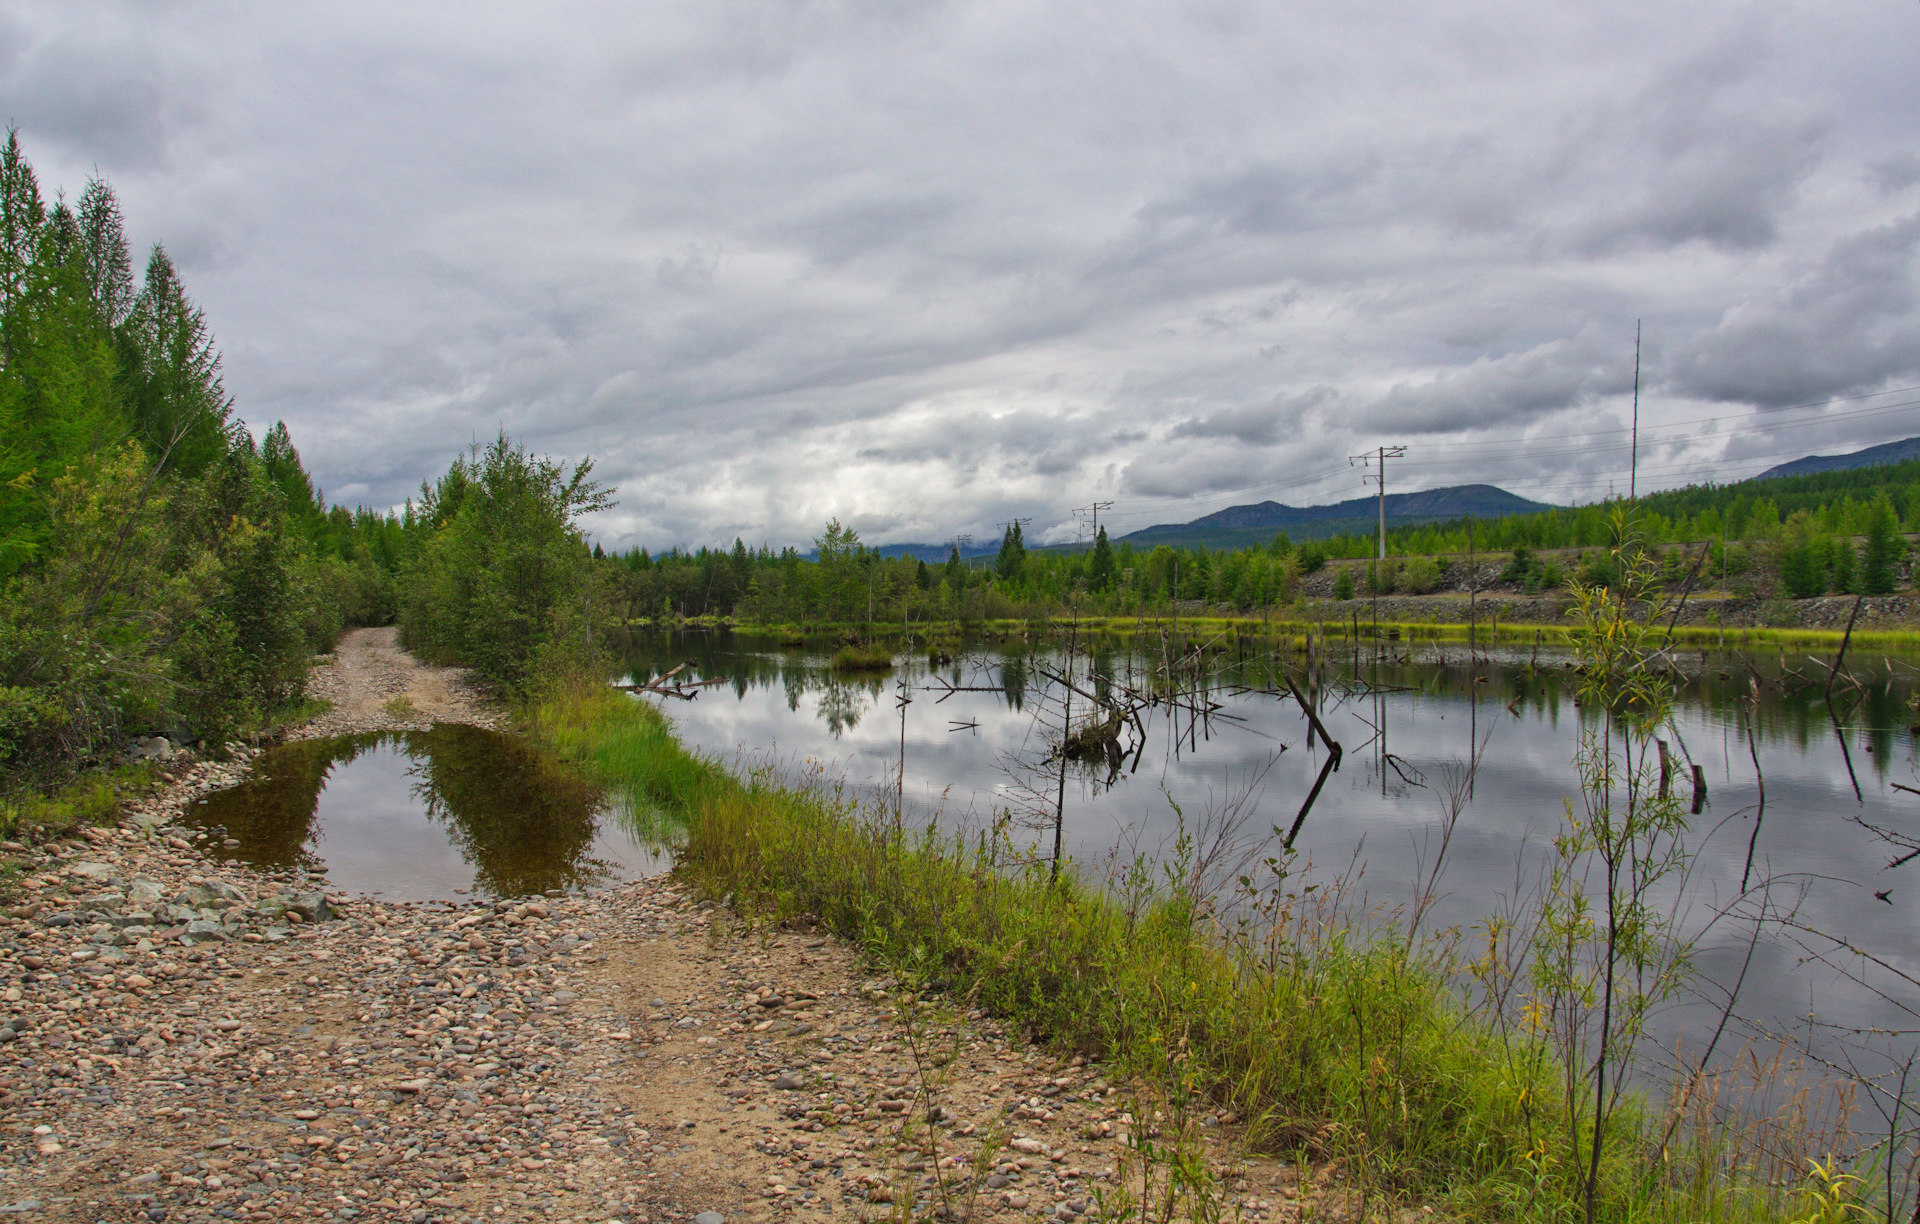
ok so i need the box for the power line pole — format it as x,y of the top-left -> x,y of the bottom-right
1349,445 -> 1407,561
1630,319 -> 1642,500
1073,501 -> 1114,543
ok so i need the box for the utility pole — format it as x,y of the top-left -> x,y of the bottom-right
1073,501 -> 1114,543
1350,445 -> 1407,560
1630,319 -> 1642,500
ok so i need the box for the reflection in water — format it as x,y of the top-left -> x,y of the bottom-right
615,626 -> 1920,1057
191,725 -> 664,900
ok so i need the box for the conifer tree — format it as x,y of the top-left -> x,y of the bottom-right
995,522 -> 1025,580
1088,526 -> 1115,591
76,178 -> 133,328
123,244 -> 236,475
1862,494 -> 1905,595
0,128 -> 46,356
260,421 -> 321,521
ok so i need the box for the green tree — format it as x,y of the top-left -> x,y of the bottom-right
1087,526 -> 1115,592
75,178 -> 133,328
398,434 -> 615,690
1775,511 -> 1831,599
0,128 -> 44,342
995,521 -> 1025,581
122,245 -> 236,476
1861,494 -> 1905,595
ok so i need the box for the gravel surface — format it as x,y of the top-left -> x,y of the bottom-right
0,634 -> 1327,1224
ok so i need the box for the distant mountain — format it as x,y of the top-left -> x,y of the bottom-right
1756,436 -> 1920,481
1115,483 -> 1552,550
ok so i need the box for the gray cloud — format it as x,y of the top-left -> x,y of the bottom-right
2,0 -> 1916,547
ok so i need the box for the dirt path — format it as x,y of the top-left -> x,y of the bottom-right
297,628 -> 502,738
0,639 -> 1311,1224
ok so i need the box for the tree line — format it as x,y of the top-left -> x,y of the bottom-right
0,132 -> 613,802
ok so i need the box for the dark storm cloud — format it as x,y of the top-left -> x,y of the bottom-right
3,0 -> 1916,546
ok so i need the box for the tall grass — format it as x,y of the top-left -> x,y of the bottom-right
521,669 -> 1853,1222
520,672 -> 731,846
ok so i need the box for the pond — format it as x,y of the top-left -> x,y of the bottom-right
619,626 -> 1920,1066
186,724 -> 665,901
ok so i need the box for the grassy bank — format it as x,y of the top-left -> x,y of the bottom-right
688,612 -> 1920,656
522,671 -> 1832,1222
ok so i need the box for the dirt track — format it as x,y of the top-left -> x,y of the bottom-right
0,635 -> 1324,1224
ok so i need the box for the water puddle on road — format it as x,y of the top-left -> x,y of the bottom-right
185,724 -> 665,900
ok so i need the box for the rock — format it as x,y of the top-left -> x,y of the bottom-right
694,1213 -> 726,1224
127,879 -> 165,906
206,880 -> 248,904
69,862 -> 112,880
132,735 -> 175,760
773,1074 -> 803,1091
757,995 -> 786,1009
286,891 -> 331,922
182,919 -> 227,944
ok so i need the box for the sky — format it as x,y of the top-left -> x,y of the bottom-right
5,0 -> 1919,550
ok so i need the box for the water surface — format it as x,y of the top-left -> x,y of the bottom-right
620,627 -> 1920,1054
189,724 -> 664,900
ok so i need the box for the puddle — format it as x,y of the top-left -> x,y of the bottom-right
187,725 -> 668,900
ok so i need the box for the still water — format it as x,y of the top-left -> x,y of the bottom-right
188,724 -> 665,900
623,627 -> 1920,1051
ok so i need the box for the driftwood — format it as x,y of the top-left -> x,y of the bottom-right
616,662 -> 729,701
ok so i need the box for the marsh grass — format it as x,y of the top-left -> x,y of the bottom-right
706,612 -> 1920,655
830,644 -> 897,672
520,673 -> 731,846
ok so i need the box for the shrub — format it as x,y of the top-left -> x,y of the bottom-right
398,433 -> 615,692
1400,554 -> 1443,594
1499,545 -> 1535,584
1332,569 -> 1355,600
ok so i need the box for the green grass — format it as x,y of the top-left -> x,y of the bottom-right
521,673 -> 733,846
828,643 -> 895,671
514,672 -> 1839,1222
712,611 -> 1920,657
0,759 -> 161,844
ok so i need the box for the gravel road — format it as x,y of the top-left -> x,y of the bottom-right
0,633 -> 1320,1224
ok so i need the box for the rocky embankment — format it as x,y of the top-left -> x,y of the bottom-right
1,630 -> 1338,1224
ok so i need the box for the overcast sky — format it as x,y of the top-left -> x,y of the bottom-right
6,1 -> 1918,549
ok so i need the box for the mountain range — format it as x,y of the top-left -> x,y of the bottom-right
1755,436 -> 1920,480
869,437 -> 1920,560
1113,483 -> 1551,550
